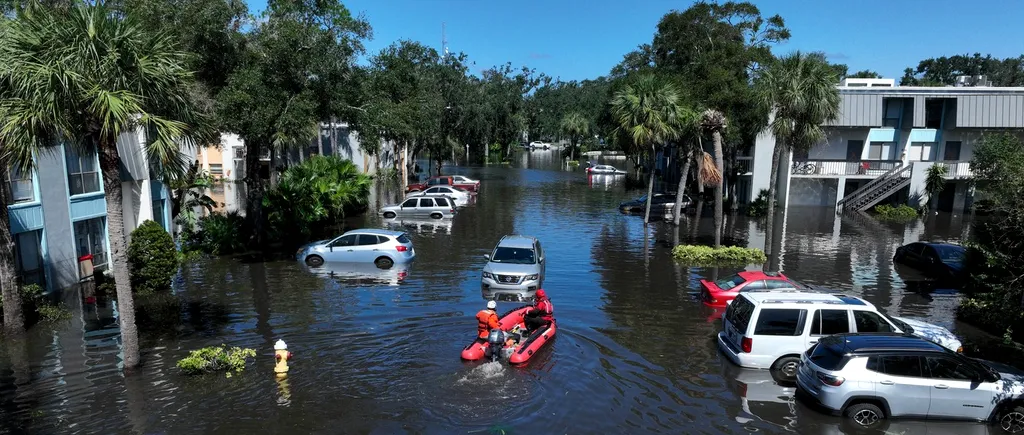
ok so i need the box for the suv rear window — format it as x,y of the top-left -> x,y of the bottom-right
725,296 -> 755,333
808,340 -> 848,371
753,309 -> 807,336
396,234 -> 411,244
434,197 -> 449,206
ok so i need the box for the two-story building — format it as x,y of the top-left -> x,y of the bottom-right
746,77 -> 1024,212
6,128 -> 173,293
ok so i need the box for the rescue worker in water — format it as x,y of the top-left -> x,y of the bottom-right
524,289 -> 554,333
476,300 -> 500,343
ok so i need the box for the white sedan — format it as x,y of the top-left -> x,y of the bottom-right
407,186 -> 472,207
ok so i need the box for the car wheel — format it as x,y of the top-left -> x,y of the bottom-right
430,212 -> 443,219
1000,405 -> 1024,433
770,356 -> 801,382
383,211 -> 396,218
374,257 -> 394,270
305,255 -> 324,267
844,402 -> 886,430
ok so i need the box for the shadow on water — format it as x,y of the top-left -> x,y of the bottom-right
0,148 -> 1018,434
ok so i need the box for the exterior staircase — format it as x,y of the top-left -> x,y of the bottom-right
837,164 -> 912,212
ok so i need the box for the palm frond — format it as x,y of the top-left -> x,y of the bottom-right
698,151 -> 722,186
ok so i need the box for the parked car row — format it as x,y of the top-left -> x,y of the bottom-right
381,174 -> 481,220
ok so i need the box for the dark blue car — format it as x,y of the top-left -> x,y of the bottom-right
893,242 -> 965,279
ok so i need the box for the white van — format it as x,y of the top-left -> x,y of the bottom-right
718,291 -> 962,381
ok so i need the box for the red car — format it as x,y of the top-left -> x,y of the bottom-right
406,176 -> 478,193
699,271 -> 806,308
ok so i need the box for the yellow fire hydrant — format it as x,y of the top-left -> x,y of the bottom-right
274,339 -> 291,376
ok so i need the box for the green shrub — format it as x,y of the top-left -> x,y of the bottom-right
747,189 -> 774,217
128,220 -> 179,295
567,160 -> 580,169
957,293 -> 1024,343
177,345 -> 257,375
1,284 -> 72,324
263,156 -> 371,240
36,304 -> 71,322
672,245 -> 767,266
182,211 -> 248,255
874,204 -> 919,221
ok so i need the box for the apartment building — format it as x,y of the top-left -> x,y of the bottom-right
746,77 -> 1024,212
7,128 -> 173,293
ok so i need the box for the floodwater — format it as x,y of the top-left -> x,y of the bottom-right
0,148 -> 1010,434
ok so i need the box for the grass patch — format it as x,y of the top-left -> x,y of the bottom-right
672,245 -> 767,266
873,204 -> 919,221
177,345 -> 257,376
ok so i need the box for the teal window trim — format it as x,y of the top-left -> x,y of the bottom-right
68,191 -> 106,202
7,162 -> 42,210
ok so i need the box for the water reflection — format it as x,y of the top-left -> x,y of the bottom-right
0,156 -> 1012,434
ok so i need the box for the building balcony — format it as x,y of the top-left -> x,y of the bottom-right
790,159 -> 902,177
735,157 -> 752,175
938,160 -> 973,178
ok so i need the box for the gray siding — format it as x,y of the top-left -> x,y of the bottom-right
116,130 -> 149,181
955,95 -> 1024,128
913,96 -> 926,127
830,94 -> 883,127
36,146 -> 79,291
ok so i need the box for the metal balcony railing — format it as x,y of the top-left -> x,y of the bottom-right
791,160 -> 902,177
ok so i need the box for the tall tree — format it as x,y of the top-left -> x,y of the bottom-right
609,75 -> 692,224
560,112 -> 589,161
701,109 -> 727,247
901,54 -> 1024,86
216,0 -> 369,245
0,3 -> 210,365
753,52 -> 841,271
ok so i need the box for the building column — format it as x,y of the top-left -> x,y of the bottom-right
834,176 -> 847,210
138,179 -> 153,225
952,181 -> 968,214
778,149 -> 793,209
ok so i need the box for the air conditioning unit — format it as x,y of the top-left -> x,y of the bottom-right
955,76 -> 971,87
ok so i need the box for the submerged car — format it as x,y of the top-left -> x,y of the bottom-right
619,193 -> 692,217
296,229 -> 415,269
481,235 -> 545,301
893,242 -> 966,280
700,270 -> 809,308
380,196 -> 456,219
407,186 -> 473,207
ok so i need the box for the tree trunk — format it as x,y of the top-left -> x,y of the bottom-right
672,146 -> 692,226
269,147 -> 279,188
728,147 -> 739,212
695,149 -> 705,195
643,144 -> 656,225
98,135 -> 141,368
400,141 -> 408,188
763,140 -> 785,272
244,137 -> 267,247
0,163 -> 25,334
328,119 -> 336,155
435,158 -> 443,176
713,131 -> 725,248
570,139 -> 575,161
691,197 -> 704,239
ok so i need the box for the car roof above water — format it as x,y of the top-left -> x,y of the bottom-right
820,333 -> 946,354
343,228 -> 407,237
497,235 -> 537,249
742,291 -> 871,307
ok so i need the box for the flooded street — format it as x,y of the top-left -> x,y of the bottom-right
0,149 -> 1006,434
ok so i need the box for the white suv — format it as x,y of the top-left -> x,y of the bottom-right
718,291 -> 962,381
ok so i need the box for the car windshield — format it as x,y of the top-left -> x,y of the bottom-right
716,274 -> 745,291
490,247 -> 536,264
883,313 -> 914,334
935,246 -> 965,261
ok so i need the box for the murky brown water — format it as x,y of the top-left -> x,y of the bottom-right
0,149 -> 1010,434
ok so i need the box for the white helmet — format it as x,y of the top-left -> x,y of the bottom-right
486,300 -> 497,310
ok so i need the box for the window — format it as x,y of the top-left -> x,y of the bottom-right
425,187 -> 439,194
489,247 -> 536,264
883,99 -> 902,128
743,280 -> 768,291
434,197 -> 449,207
753,309 -> 806,336
715,274 -> 745,291
396,234 -> 411,244
868,142 -> 890,160
875,355 -> 924,377
330,235 -> 355,247
152,200 -> 166,230
6,165 -> 34,204
13,230 -> 44,287
725,296 -> 756,334
846,140 -> 865,160
233,147 -> 245,159
401,199 -> 418,207
356,234 -> 381,245
808,340 -> 847,370
767,280 -> 800,290
74,217 -> 108,269
209,164 -> 223,176
811,309 -> 850,335
926,357 -> 977,380
925,99 -> 944,129
66,146 -> 101,195
853,311 -> 895,333
418,198 -> 434,207
944,141 -> 962,161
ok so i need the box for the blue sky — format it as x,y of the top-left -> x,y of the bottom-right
247,0 -> 1024,82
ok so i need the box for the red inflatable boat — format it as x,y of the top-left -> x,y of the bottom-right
460,305 -> 556,364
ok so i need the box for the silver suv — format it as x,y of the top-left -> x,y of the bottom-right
796,333 -> 1024,433
481,235 -> 545,301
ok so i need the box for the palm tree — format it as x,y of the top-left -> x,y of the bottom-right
753,52 -> 841,271
610,74 -> 691,224
701,109 -> 727,246
669,110 -> 701,226
925,163 -> 948,211
560,112 -> 589,161
0,4 -> 209,367
0,160 -> 27,334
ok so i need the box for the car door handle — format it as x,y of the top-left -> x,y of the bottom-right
880,380 -> 895,385
809,340 -> 817,344
935,384 -> 949,389
346,249 -> 354,252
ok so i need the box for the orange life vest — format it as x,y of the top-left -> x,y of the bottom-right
476,309 -> 499,338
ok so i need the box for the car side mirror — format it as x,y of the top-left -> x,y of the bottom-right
484,254 -> 490,261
